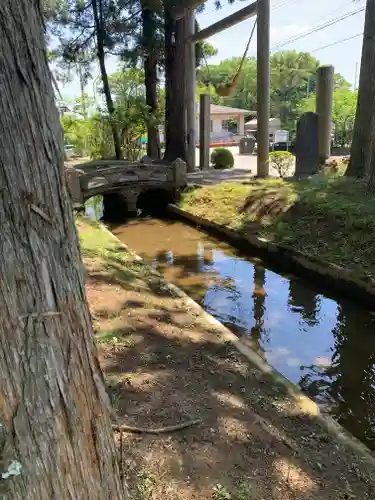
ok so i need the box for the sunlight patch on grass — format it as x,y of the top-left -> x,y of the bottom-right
180,173 -> 375,280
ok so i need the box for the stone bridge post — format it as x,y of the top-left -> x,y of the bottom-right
120,188 -> 141,215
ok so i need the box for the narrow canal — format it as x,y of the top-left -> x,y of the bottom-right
86,198 -> 375,451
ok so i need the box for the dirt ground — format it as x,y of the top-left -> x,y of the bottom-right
79,218 -> 375,500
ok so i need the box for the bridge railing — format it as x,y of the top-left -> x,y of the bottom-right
65,158 -> 187,204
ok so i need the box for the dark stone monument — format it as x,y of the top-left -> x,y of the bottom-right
295,112 -> 319,177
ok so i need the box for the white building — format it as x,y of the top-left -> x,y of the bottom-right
195,103 -> 255,142
245,117 -> 282,141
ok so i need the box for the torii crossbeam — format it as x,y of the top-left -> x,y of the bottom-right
183,0 -> 270,176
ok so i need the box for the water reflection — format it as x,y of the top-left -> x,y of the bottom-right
288,278 -> 321,327
111,217 -> 375,450
85,195 -> 104,220
300,304 -> 375,446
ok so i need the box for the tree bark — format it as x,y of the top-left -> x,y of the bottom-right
142,7 -> 160,159
346,0 -> 375,177
78,63 -> 88,118
0,2 -> 126,498
92,0 -> 122,159
164,11 -> 187,162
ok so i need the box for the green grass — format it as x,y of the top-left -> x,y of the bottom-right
180,170 -> 375,281
78,217 -> 152,282
212,480 -> 253,500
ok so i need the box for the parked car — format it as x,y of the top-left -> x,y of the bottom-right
64,144 -> 75,158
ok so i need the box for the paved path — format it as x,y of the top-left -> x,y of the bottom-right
189,146 -> 288,185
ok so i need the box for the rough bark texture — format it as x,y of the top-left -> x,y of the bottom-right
0,1 -> 125,498
347,0 -> 375,178
142,7 -> 160,159
166,0 -> 207,19
92,0 -> 122,160
164,12 -> 187,162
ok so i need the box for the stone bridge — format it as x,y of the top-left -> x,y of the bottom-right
65,158 -> 187,214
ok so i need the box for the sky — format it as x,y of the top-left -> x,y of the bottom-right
60,0 -> 365,101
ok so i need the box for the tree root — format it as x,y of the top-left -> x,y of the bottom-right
112,418 -> 202,434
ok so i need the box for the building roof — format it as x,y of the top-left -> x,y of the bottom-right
210,104 -> 256,115
245,117 -> 281,128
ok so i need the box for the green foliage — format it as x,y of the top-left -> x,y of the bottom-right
269,151 -> 294,178
196,81 -> 224,105
196,50 -> 355,135
198,56 -> 257,111
61,114 -> 92,156
61,68 -> 157,160
212,484 -> 231,500
108,68 -> 158,160
298,87 -> 358,147
211,147 -> 235,169
195,19 -> 218,68
212,480 -> 252,500
270,51 -> 319,129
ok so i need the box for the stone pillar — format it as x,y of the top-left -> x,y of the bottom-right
295,112 -> 319,177
172,157 -> 188,188
65,166 -> 83,204
199,93 -> 211,170
124,190 -> 139,215
316,65 -> 334,164
257,0 -> 270,177
238,114 -> 245,135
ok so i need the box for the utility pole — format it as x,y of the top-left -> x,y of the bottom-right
257,0 -> 270,177
185,9 -> 196,172
354,61 -> 359,91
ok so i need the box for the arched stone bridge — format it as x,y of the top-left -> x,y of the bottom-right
65,158 -> 187,214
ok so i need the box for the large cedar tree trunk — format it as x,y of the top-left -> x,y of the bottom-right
164,12 -> 187,162
142,7 -> 161,159
346,0 -> 375,178
92,0 -> 122,159
0,2 -> 126,498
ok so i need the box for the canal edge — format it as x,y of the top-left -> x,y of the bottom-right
167,204 -> 375,309
95,218 -> 375,470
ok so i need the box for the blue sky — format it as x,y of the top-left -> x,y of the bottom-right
61,0 -> 365,101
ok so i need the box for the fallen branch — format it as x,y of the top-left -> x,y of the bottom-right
112,418 -> 202,434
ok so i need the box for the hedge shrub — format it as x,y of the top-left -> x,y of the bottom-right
210,147 -> 235,169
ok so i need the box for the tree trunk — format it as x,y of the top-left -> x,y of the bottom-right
164,11 -> 187,162
142,7 -> 160,159
346,0 -> 375,177
92,0 -> 122,160
78,63 -> 88,119
0,2 -> 126,498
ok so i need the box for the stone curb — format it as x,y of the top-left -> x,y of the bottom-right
94,219 -> 375,471
167,204 -> 375,309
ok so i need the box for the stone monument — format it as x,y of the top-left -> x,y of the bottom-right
295,112 -> 319,178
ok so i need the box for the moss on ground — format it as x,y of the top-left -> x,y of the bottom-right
180,171 -> 375,282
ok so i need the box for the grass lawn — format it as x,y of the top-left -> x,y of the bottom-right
180,170 -> 375,283
77,217 -> 375,500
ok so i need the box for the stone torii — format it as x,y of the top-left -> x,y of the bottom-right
168,0 -> 270,177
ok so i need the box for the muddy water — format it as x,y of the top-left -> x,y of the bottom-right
106,216 -> 375,451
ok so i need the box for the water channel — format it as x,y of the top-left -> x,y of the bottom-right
86,198 -> 375,451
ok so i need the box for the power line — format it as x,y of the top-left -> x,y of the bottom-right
199,0 -> 300,19
310,32 -> 363,53
272,0 -> 300,13
271,6 -> 365,51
